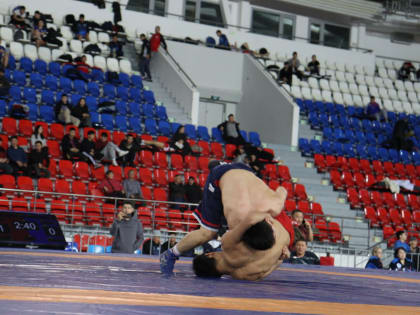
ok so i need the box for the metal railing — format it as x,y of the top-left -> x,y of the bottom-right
160,47 -> 197,89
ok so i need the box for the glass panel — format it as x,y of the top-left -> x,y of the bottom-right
185,0 -> 197,22
199,1 -> 225,27
154,0 -> 166,16
127,0 -> 150,13
282,17 -> 294,40
310,23 -> 321,44
251,10 -> 280,37
324,24 -> 350,49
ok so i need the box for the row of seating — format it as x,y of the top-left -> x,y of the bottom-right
364,206 -> 420,230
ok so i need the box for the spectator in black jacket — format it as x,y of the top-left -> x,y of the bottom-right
7,136 -> 28,175
387,118 -> 415,152
169,174 -> 186,210
285,240 -> 320,265
142,230 -> 161,255
0,138 -> 13,174
10,6 -> 31,30
71,97 -> 91,127
307,54 -> 320,76
139,33 -> 152,81
398,62 -> 415,81
80,130 -> 101,167
55,94 -> 80,126
217,114 -> 246,145
109,35 -> 124,58
61,128 -> 81,161
279,62 -> 293,85
0,69 -> 10,97
119,134 -> 140,166
161,233 -> 177,252
407,237 -> 419,272
389,247 -> 413,271
169,126 -> 193,156
185,177 -> 202,205
28,141 -> 50,178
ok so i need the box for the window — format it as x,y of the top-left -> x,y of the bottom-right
251,9 -> 295,39
154,0 -> 166,16
309,21 -> 350,49
127,0 -> 166,16
310,23 -> 321,44
184,1 -> 226,27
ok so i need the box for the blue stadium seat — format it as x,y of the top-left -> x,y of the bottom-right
85,96 -> 98,112
143,90 -> 155,104
295,98 -> 303,111
156,106 -> 168,121
249,132 -> 261,147
41,90 -> 55,106
0,100 -> 7,116
73,80 -> 87,95
23,87 -> 37,103
101,114 -> 114,130
34,59 -> 47,75
349,118 -> 361,131
30,73 -> 43,89
131,75 -> 143,89
48,62 -> 61,77
399,150 -> 411,165
12,70 -> 26,86
90,112 -> 100,125
119,73 -> 130,87
240,130 -> 248,142
344,129 -> 355,143
197,126 -> 210,141
129,88 -> 141,102
309,139 -> 321,154
366,133 -> 377,145
321,140 -> 332,155
115,115 -> 128,132
145,118 -> 158,135
184,124 -> 197,140
115,101 -> 127,116
117,86 -> 129,101
356,144 -> 368,160
59,77 -> 72,93
334,129 -> 346,142
142,103 -> 154,118
367,146 -> 379,160
323,127 -> 334,140
71,94 -> 82,106
103,84 -> 116,99
20,57 -> 33,73
335,104 -> 345,116
91,68 -> 104,82
355,131 -> 366,144
8,55 -> 16,70
211,127 -> 224,143
85,82 -> 99,97
378,147 -> 390,162
27,103 -> 38,121
158,120 -> 171,137
171,122 -> 181,135
342,143 -> 355,157
61,64 -> 74,77
388,149 -> 399,163
387,111 -> 396,122
39,106 -> 54,123
45,75 -> 58,91
128,117 -> 142,133
412,152 -> 420,166
106,71 -> 120,85
331,142 -> 344,156
371,120 -> 382,134
298,138 -> 311,156
9,86 -> 22,102
128,102 -> 141,117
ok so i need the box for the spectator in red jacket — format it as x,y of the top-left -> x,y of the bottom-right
150,26 -> 167,53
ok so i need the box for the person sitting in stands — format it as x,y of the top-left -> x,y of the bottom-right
55,94 -> 80,126
31,125 -> 47,149
28,141 -> 50,178
31,11 -> 45,28
398,61 -> 415,81
0,69 -> 10,97
31,20 -> 47,47
285,240 -> 320,265
98,170 -> 125,200
119,134 -> 140,166
279,62 -> 293,86
0,138 -> 13,175
287,51 -> 303,80
10,6 -> 31,30
123,169 -> 144,201
365,246 -> 383,269
80,130 -> 101,168
161,233 -> 177,253
291,209 -> 314,242
109,35 -> 124,58
389,247 -> 413,271
95,132 -> 129,166
384,118 -> 415,152
142,230 -> 161,255
7,136 -> 28,175
75,14 -> 89,41
365,96 -> 385,121
0,46 -> 9,71
307,54 -> 320,76
394,230 -> 411,253
75,55 -> 92,82
216,30 -> 230,49
240,43 -> 253,55
61,128 -> 81,161
71,97 -> 91,127
217,114 -> 247,145
169,126 -> 193,156
169,174 -> 186,210
407,237 -> 420,272
150,25 -> 167,53
185,176 -> 202,205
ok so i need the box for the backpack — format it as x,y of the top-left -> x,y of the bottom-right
205,36 -> 216,47
84,44 -> 101,55
101,21 -> 113,32
10,104 -> 28,119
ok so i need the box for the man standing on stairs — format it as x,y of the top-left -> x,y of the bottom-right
139,33 -> 152,82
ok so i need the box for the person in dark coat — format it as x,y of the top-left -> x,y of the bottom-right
285,240 -> 320,265
387,118 -> 415,151
28,141 -> 50,178
407,237 -> 420,272
61,128 -> 81,161
169,174 -> 186,210
169,126 -> 192,156
80,130 -> 101,167
7,136 -> 28,175
217,114 -> 246,145
138,33 -> 152,81
112,1 -> 122,24
110,201 -> 144,254
185,176 -> 202,204
389,247 -> 413,271
365,246 -> 383,269
71,97 -> 91,127
118,134 -> 140,166
142,230 -> 161,255
161,233 -> 177,253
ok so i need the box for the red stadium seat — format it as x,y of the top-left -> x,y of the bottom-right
0,174 -> 16,189
154,169 -> 168,187
359,189 -> 371,207
47,140 -> 61,158
336,156 -> 348,171
37,178 -> 53,199
401,209 -> 413,227
102,203 -> 115,227
383,192 -> 396,208
50,199 -> 68,223
371,191 -> 384,207
198,173 -> 207,188
17,176 -> 33,197
314,219 -> 329,241
364,206 -> 379,227
50,123 -> 65,140
18,120 -> 33,137
49,159 -> 57,178
297,200 -> 310,214
383,161 -> 395,177
153,208 -> 168,229
225,144 -> 236,159
372,160 -> 384,176
85,202 -> 102,226
268,180 -> 280,191
359,159 -> 371,174
55,179 -> 70,200
2,117 -> 17,134
353,172 -> 366,189
408,194 -> 420,210
12,196 -> 28,212
405,164 -> 416,180
382,224 -> 395,239
138,207 -> 152,228
314,154 -> 326,172
141,186 -> 152,202
198,156 -> 209,173
341,171 -> 354,189
395,193 -> 407,209
139,150 -> 154,168
348,158 -> 360,172
171,154 -> 184,170
0,134 -> 8,149
0,196 -> 10,210
347,188 -> 360,209
412,211 -> 420,226
141,134 -> 153,141
197,140 -> 210,156
30,198 -> 47,213
282,181 -> 294,198
394,163 -> 406,177
330,170 -> 342,190
389,208 -> 403,226
377,207 -> 390,225
91,165 -> 105,181
210,142 -> 223,159
168,210 -> 184,230
68,201 -> 85,225
278,165 -> 291,181
157,136 -> 169,143
108,165 -> 122,181
263,164 -> 277,179
112,131 -> 125,145
294,184 -> 307,201
58,160 -> 74,178
74,161 -> 90,180
284,199 -> 297,213
365,173 -> 377,187
154,188 -> 168,208
154,151 -> 168,169
139,168 -> 153,186
325,155 -> 338,170
328,222 -> 342,242
184,155 -> 198,171
72,180 -> 87,198
311,202 -> 324,217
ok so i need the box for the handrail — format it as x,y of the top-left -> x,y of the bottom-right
160,47 -> 197,89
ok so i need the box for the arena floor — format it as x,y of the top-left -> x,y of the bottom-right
0,249 -> 419,314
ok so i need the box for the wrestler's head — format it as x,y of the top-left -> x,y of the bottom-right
192,252 -> 223,278
242,218 -> 275,250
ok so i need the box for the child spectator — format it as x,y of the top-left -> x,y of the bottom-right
150,26 -> 167,53
365,246 -> 383,269
365,96 -> 385,121
75,14 -> 89,41
389,247 -> 413,271
7,136 -> 28,175
28,141 -> 50,178
71,97 -> 91,127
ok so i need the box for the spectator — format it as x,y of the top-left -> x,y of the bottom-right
398,61 -> 415,81
365,246 -> 383,269
169,126 -> 193,156
75,55 -> 92,82
123,169 -> 144,201
239,43 -> 253,55
0,69 -> 10,97
0,46 -> 9,71
386,118 -> 415,152
407,237 -> 420,272
169,174 -> 186,210
232,146 -> 250,164
71,97 -> 91,127
142,230 -> 161,255
10,6 -> 31,29
389,247 -> 413,271
95,132 -> 129,166
7,136 -> 28,175
279,62 -> 293,86
216,30 -> 230,49
217,114 -> 246,145
258,47 -> 269,59
287,51 -> 303,80
31,20 -> 47,47
0,138 -> 13,174
28,141 -> 50,178
161,233 -> 177,252
138,33 -> 152,82
61,128 -> 81,161
285,240 -> 320,265
291,209 -> 314,242
307,54 -> 320,76
150,26 -> 167,53
75,14 -> 89,41
55,94 -> 80,126
119,134 -> 140,166
394,230 -> 411,253
365,96 -> 385,121
185,176 -> 202,204
30,125 -> 47,151
110,201 -> 144,254
109,35 -> 124,58
80,130 -> 101,168
98,170 -> 125,200
31,11 -> 45,28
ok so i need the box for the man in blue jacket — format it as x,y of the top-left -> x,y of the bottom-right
394,230 -> 411,253
216,30 -> 230,49
7,136 -> 28,175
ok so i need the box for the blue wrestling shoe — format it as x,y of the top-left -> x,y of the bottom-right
160,249 -> 179,275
